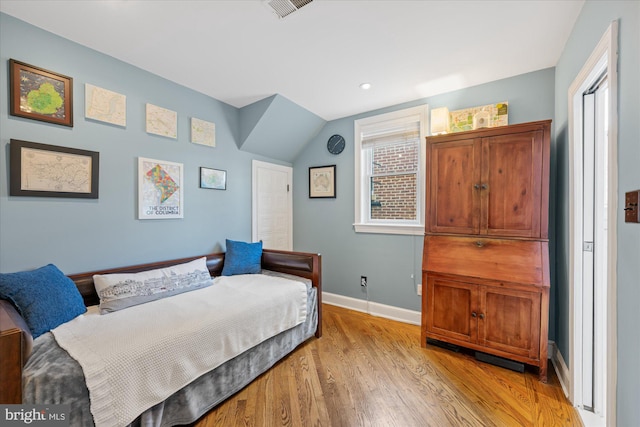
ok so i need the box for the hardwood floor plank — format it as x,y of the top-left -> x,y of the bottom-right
429,349 -> 532,426
342,309 -> 493,426
525,372 -> 583,427
287,351 -> 327,426
191,304 -> 580,427
241,379 -> 260,426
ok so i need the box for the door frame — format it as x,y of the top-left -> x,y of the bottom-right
567,20 -> 618,426
251,160 -> 293,250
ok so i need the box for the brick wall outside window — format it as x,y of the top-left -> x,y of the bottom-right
370,140 -> 418,220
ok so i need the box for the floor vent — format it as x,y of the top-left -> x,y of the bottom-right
264,0 -> 314,19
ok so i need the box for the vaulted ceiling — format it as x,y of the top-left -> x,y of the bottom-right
0,1 -> 584,121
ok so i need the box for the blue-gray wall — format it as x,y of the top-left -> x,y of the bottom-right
238,94 -> 325,163
554,1 -> 639,424
0,13 -> 290,274
293,68 -> 556,323
3,3 -> 639,423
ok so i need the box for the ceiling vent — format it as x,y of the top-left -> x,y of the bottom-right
264,0 -> 314,19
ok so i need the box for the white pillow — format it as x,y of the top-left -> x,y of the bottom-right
93,257 -> 212,314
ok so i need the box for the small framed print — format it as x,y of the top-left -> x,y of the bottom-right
200,167 -> 227,190
309,165 -> 336,198
10,139 -> 99,198
146,103 -> 177,139
9,59 -> 74,127
85,83 -> 126,127
191,118 -> 215,147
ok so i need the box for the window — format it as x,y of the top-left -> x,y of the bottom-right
354,105 -> 428,235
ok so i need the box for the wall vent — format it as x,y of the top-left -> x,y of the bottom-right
264,0 -> 314,19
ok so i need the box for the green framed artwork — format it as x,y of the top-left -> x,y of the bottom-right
9,59 -> 74,127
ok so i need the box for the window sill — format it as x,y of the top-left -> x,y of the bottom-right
353,223 -> 424,236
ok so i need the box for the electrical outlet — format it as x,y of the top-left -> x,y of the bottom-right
361,276 -> 367,287
417,283 -> 422,296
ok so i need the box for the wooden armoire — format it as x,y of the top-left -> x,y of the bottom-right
421,120 -> 551,382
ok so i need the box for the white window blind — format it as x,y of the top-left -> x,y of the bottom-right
354,105 -> 427,235
361,122 -> 421,148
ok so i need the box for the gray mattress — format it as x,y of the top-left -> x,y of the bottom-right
23,275 -> 318,427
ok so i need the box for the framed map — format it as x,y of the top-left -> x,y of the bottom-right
191,117 -> 215,147
146,103 -> 177,139
85,83 -> 126,126
9,59 -> 73,127
9,139 -> 99,198
138,157 -> 184,219
309,165 -> 336,198
200,167 -> 226,190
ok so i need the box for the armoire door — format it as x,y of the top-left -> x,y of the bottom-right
481,129 -> 544,238
427,138 -> 481,234
426,276 -> 478,344
478,285 -> 541,359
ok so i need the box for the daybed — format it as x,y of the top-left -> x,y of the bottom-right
0,247 -> 322,427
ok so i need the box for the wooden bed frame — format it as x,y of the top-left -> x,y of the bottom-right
0,249 -> 322,405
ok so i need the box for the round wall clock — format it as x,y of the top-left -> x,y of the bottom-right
327,134 -> 345,155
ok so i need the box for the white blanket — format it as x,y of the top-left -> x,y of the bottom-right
51,274 -> 308,427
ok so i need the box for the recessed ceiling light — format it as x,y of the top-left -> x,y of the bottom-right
359,83 -> 372,90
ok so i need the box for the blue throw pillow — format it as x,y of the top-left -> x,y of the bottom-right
221,239 -> 263,276
0,264 -> 87,338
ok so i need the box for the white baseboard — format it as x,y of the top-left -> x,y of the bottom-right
322,291 -> 421,325
549,340 -> 570,398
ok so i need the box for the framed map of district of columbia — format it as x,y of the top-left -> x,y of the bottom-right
138,157 -> 184,219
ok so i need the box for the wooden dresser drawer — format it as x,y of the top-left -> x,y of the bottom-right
423,235 -> 549,287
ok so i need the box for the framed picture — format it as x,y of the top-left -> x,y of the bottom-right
9,59 -> 73,127
138,157 -> 184,219
191,118 -> 216,147
200,167 -> 226,190
9,139 -> 99,198
146,103 -> 177,139
85,83 -> 126,127
309,165 -> 336,198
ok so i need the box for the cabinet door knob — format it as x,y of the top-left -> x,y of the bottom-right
471,312 -> 477,318
475,241 -> 485,248
481,184 -> 488,190
474,184 -> 480,190
479,313 -> 485,319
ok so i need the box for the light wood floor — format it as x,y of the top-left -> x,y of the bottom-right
192,304 -> 582,427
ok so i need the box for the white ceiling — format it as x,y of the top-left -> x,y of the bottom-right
0,0 -> 584,121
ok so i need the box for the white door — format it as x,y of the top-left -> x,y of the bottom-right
569,20 -> 617,427
252,160 -> 293,250
581,79 -> 608,413
581,90 -> 596,411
